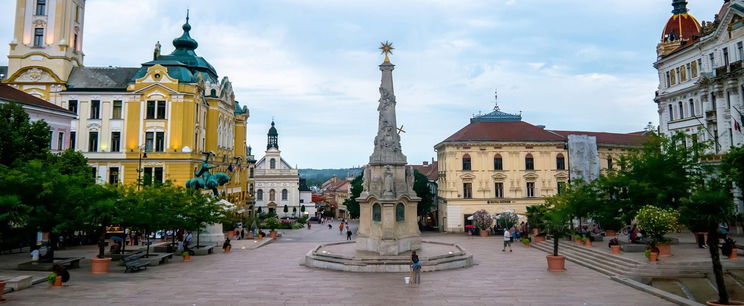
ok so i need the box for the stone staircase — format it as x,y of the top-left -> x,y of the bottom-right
532,239 -> 643,277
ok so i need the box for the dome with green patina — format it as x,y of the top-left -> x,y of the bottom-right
132,14 -> 218,83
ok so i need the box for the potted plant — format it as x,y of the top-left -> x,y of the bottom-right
722,238 -> 738,260
574,234 -> 583,245
521,237 -> 531,247
608,238 -> 621,254
526,205 -> 548,240
636,205 -> 678,257
645,246 -> 660,262
472,209 -> 493,237
182,250 -> 191,262
543,201 -> 571,272
265,217 -> 280,239
582,236 -> 591,247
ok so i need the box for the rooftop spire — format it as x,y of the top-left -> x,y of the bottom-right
493,88 -> 500,111
370,41 -> 406,165
172,10 -> 198,51
672,0 -> 688,15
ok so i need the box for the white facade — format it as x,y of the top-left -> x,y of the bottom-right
654,1 -> 744,155
253,122 -> 302,216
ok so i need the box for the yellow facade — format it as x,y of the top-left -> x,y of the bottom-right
3,0 -> 253,206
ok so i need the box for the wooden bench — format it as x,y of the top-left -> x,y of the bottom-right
123,254 -> 148,273
5,275 -> 32,291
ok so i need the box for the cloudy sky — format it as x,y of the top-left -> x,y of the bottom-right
0,0 -> 726,168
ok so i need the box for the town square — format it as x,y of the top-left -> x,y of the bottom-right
1,0 -> 744,305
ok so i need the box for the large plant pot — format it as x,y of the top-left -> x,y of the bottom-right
52,275 -> 62,288
546,255 -> 566,272
611,245 -> 621,254
531,228 -> 539,236
584,240 -> 592,247
534,235 -> 545,242
479,230 -> 489,237
605,230 -> 616,237
705,300 -> 744,305
574,239 -> 582,245
657,244 -> 672,257
183,253 -> 191,262
0,280 -> 6,301
90,257 -> 112,274
648,252 -> 659,262
270,231 -> 278,239
729,248 -> 738,260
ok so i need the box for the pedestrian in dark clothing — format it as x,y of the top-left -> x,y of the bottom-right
346,230 -> 353,240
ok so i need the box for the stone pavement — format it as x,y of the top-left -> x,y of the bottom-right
4,227 -> 672,305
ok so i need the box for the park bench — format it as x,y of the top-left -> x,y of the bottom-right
123,254 -> 148,273
4,275 -> 32,291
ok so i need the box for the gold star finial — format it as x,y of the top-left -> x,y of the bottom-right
379,41 -> 394,62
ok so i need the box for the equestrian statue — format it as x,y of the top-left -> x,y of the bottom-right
185,152 -> 230,197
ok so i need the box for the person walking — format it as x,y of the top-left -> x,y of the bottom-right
339,222 -> 344,235
328,223 -> 332,230
502,229 -> 512,252
410,251 -> 422,286
222,238 -> 232,253
346,229 -> 353,240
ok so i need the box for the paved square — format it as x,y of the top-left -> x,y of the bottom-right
4,227 -> 671,305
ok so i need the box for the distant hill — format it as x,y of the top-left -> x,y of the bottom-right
299,168 -> 362,187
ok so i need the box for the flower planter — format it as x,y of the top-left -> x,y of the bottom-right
479,230 -> 489,237
610,245 -> 621,254
534,235 -> 545,242
605,230 -> 616,237
90,257 -> 112,274
648,252 -> 659,262
705,300 -> 744,305
531,228 -> 539,236
183,253 -> 192,262
52,275 -> 62,288
546,255 -> 566,272
657,244 -> 672,257
729,248 -> 738,260
584,240 -> 592,247
270,231 -> 277,239
574,239 -> 582,246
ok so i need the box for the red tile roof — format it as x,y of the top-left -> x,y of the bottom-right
410,162 -> 438,181
0,84 -> 73,114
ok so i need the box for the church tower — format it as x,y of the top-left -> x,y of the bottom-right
267,121 -> 279,150
5,0 -> 85,98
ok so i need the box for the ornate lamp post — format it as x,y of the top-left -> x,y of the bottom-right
137,146 -> 148,191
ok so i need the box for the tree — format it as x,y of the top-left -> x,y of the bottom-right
559,180 -> 600,228
472,209 -> 493,231
526,205 -> 548,235
0,102 -> 51,167
412,170 -> 433,217
543,195 -> 572,257
635,205 -> 679,246
496,212 -> 518,229
343,174 -> 363,219
182,189 -> 225,247
680,177 -> 736,305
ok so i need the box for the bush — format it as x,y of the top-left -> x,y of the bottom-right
472,210 -> 493,230
296,216 -> 308,225
635,205 -> 679,245
496,212 -> 519,230
264,217 -> 280,231
291,223 -> 304,230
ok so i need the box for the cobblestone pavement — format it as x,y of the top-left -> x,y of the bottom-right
4,223 -> 671,306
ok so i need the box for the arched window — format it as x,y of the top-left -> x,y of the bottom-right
607,156 -> 613,170
269,189 -> 276,201
372,203 -> 381,222
270,158 -> 276,169
256,189 -> 263,201
281,189 -> 288,200
493,154 -> 503,170
396,203 -> 405,222
525,153 -> 534,170
462,154 -> 471,171
556,153 -> 565,170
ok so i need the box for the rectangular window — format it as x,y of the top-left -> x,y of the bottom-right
676,67 -> 681,82
155,132 -> 164,152
70,131 -> 76,150
670,69 -> 676,85
679,102 -> 684,119
691,60 -> 698,78
154,167 -> 163,185
108,167 -> 119,185
90,100 -> 100,119
557,182 -> 566,195
494,157 -> 503,170
73,34 -> 78,51
88,131 -> 98,152
145,132 -> 154,152
112,100 -> 122,119
680,65 -> 687,82
738,42 -> 744,61
75,5 -> 80,22
49,131 -> 53,149
463,183 -> 472,199
146,101 -> 156,119
526,182 -> 535,198
668,104 -> 674,121
68,100 -> 78,114
724,48 -> 730,67
495,183 -> 504,198
110,132 -> 120,152
57,132 -> 64,151
665,71 -> 671,87
710,53 -> 715,70
607,157 -> 613,170
91,167 -> 97,179
525,157 -> 534,170
689,99 -> 695,117
685,63 -> 691,80
35,0 -> 45,15
143,167 -> 153,186
698,59 -> 703,74
33,28 -> 43,47
156,101 -> 166,119
556,156 -> 565,170
712,93 -> 717,109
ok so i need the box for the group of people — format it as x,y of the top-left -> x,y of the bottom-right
323,218 -> 353,240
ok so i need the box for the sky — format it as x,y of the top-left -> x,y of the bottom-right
0,0 -> 727,168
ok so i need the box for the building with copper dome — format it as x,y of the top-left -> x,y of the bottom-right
654,0 -> 744,161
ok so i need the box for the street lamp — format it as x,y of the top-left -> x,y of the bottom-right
137,146 -> 148,190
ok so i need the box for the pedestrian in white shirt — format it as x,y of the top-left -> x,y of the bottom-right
502,229 -> 512,252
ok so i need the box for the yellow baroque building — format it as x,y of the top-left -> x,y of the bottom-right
434,107 -> 647,232
1,0 -> 252,206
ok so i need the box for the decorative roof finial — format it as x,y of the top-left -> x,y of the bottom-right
379,41 -> 394,63
671,0 -> 688,15
493,89 -> 500,111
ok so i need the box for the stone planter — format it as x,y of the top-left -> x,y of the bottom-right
479,230 -> 489,237
605,230 -> 616,237
729,248 -> 738,260
657,243 -> 672,257
610,245 -> 621,254
90,257 -> 112,274
705,300 -> 744,305
534,235 -> 546,242
546,255 -> 566,272
648,252 -> 659,262
584,240 -> 592,247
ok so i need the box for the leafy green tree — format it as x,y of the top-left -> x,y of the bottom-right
343,174 -> 363,219
526,205 -> 548,234
722,145 -> 744,201
680,177 -> 736,305
0,102 -> 51,166
496,212 -> 518,229
412,170 -> 433,217
182,190 -> 225,247
544,194 -> 572,256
